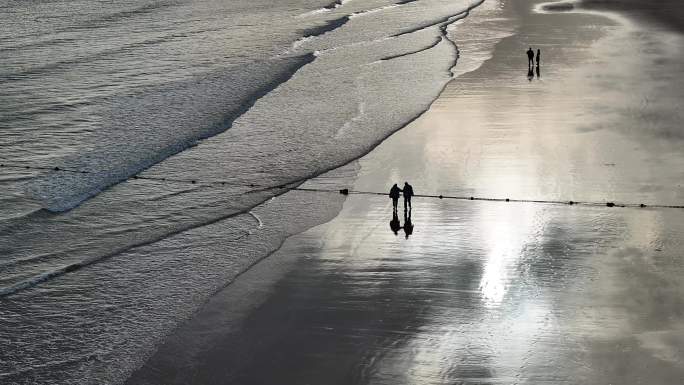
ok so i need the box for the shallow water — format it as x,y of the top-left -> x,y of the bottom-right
0,0 -> 505,383
1,0 -> 486,293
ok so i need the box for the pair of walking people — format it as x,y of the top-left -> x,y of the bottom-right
389,182 -> 414,212
526,47 -> 541,80
526,47 -> 541,68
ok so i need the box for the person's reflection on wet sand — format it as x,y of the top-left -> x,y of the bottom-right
403,210 -> 414,239
389,211 -> 401,235
536,64 -> 540,78
527,66 -> 534,81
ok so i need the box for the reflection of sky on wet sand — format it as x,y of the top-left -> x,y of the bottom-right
334,0 -> 684,382
367,201 -> 554,384
478,204 -> 542,306
314,193 -> 683,383
313,193 -> 640,383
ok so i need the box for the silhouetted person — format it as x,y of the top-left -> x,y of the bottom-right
535,49 -> 541,66
403,182 -> 414,211
389,211 -> 401,235
526,47 -> 534,67
403,210 -> 414,239
389,183 -> 401,212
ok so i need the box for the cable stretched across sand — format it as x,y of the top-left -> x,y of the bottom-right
2,162 -> 683,210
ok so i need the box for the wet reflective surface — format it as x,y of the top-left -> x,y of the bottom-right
130,0 -> 684,384
2,0 -> 494,382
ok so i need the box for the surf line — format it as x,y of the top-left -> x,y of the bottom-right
2,162 -> 684,210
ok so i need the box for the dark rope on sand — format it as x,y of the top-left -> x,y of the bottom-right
306,188 -> 681,209
2,162 -> 684,210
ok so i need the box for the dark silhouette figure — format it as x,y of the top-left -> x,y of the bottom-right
403,210 -> 414,239
526,47 -> 534,68
403,182 -> 414,211
389,184 -> 401,212
389,211 -> 401,235
535,49 -> 541,66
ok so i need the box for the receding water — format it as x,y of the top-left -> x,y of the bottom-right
0,0 -> 509,383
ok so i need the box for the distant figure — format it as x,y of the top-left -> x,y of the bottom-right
403,182 -> 414,211
535,49 -> 541,66
389,183 -> 402,212
526,47 -> 535,67
389,211 -> 401,235
403,210 -> 414,239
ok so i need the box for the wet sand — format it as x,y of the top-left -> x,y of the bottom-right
128,0 -> 684,383
540,1 -> 684,34
580,0 -> 684,33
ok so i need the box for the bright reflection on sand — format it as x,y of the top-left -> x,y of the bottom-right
478,204 -> 543,307
478,167 -> 546,307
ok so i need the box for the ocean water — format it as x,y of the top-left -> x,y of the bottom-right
0,0 -> 510,383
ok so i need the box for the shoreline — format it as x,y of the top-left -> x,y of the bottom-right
2,2 -> 501,384
128,0 -> 684,383
125,1 -> 515,382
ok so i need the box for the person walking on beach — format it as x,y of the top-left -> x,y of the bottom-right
536,49 -> 541,67
403,182 -> 414,211
526,47 -> 535,68
389,183 -> 402,212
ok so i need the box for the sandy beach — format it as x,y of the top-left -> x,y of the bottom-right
125,0 -> 684,383
580,0 -> 684,33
